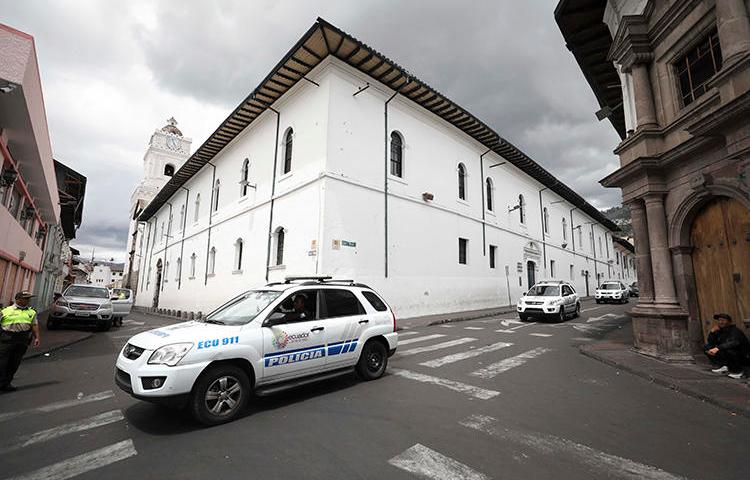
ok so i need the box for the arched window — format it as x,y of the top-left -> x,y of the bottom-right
518,194 -> 526,224
598,236 -> 603,256
485,177 -> 493,211
167,213 -> 173,237
194,194 -> 201,222
212,179 -> 220,212
234,238 -> 244,272
390,132 -> 403,178
275,227 -> 285,266
208,247 -> 216,275
562,218 -> 568,241
589,231 -> 594,252
283,128 -> 293,174
164,164 -> 175,176
175,257 -> 181,281
457,163 -> 467,200
578,227 -> 583,248
160,222 -> 165,241
164,261 -> 170,283
179,204 -> 185,230
543,207 -> 549,234
190,253 -> 197,278
240,158 -> 250,196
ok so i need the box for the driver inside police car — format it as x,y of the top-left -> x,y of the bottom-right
284,294 -> 312,322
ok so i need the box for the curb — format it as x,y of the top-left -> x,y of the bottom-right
579,345 -> 750,419
425,308 -> 518,327
25,332 -> 95,360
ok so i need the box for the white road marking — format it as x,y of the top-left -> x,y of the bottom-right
388,443 -> 490,480
399,338 -> 477,356
398,331 -> 420,337
461,415 -> 688,480
399,334 -> 447,346
464,327 -> 484,330
420,342 -> 513,368
7,439 -> 137,480
571,337 -> 593,342
511,322 -> 537,330
501,319 -> 523,327
438,324 -> 455,328
573,324 -> 602,334
0,410 -> 124,454
471,347 -> 551,379
494,329 -> 516,333
587,313 -> 626,323
0,391 -> 115,423
121,319 -> 145,326
391,369 -> 499,400
529,333 -> 553,338
581,306 -> 602,313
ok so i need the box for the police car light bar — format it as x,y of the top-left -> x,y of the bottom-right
284,275 -> 333,283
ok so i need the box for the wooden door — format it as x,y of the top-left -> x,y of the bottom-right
691,197 -> 750,340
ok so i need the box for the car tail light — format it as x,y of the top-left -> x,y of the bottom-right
392,309 -> 397,332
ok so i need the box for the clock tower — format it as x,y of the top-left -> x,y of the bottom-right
123,118 -> 192,294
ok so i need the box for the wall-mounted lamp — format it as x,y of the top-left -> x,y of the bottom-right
422,192 -> 434,202
561,242 -> 568,249
489,161 -> 507,169
508,204 -> 521,213
238,180 -> 257,190
20,205 -> 36,220
1,168 -> 18,187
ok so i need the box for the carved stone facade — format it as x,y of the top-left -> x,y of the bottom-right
558,0 -> 750,361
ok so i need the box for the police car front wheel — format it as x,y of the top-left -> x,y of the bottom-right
356,340 -> 387,381
189,365 -> 250,426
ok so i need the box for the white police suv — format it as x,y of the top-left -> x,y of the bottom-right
517,280 -> 580,322
595,280 -> 630,304
115,277 -> 397,425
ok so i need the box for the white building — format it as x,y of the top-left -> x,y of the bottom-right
131,19 -> 623,318
122,118 -> 191,292
612,237 -> 637,285
88,261 -> 124,288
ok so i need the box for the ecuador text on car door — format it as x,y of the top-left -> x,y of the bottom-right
261,289 -> 326,381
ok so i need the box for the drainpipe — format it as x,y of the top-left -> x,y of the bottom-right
538,187 -> 549,274
569,207 -> 579,253
141,221 -> 152,293
204,162 -> 217,285
479,149 -> 492,256
162,202 -> 173,292
265,107 -> 281,281
384,90 -> 398,278
591,223 -> 599,287
177,186 -> 190,290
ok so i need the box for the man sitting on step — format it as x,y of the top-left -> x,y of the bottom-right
704,313 -> 750,380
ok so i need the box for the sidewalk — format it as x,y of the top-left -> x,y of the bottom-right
23,311 -> 93,359
581,320 -> 750,418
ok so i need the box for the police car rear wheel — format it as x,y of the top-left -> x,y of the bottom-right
357,340 -> 387,381
190,365 -> 249,426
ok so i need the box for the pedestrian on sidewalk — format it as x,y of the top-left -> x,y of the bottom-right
0,291 -> 41,392
705,313 -> 749,380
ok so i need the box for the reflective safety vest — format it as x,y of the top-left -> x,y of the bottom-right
1,305 -> 36,329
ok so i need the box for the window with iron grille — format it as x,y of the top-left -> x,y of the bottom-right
676,29 -> 722,107
390,132 -> 403,177
458,238 -> 468,265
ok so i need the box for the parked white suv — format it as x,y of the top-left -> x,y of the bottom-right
595,281 -> 630,304
49,284 -> 114,331
517,280 -> 580,322
115,277 -> 398,425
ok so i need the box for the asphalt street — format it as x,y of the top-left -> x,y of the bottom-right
0,301 -> 748,480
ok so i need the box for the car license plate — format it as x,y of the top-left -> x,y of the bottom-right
77,312 -> 90,317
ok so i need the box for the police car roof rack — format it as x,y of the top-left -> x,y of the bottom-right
283,275 -> 333,283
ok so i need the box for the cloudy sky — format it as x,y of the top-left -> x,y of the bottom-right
3,0 -> 622,261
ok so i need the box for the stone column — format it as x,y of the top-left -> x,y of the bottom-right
716,0 -> 750,63
629,200 -> 654,304
631,62 -> 658,129
643,194 -> 678,305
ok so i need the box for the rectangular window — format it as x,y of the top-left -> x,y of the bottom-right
458,238 -> 468,265
676,29 -> 722,107
489,245 -> 496,269
569,264 -> 574,280
323,289 -> 365,318
362,291 -> 388,312
550,260 -> 556,278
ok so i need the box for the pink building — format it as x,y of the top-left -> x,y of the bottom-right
0,23 -> 60,306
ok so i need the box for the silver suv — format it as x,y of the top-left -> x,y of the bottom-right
49,284 -> 114,331
517,280 -> 580,322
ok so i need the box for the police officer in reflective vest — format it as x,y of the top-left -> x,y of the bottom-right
0,291 -> 41,392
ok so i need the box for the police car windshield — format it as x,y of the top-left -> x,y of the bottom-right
527,285 -> 560,297
205,290 -> 282,325
64,286 -> 109,299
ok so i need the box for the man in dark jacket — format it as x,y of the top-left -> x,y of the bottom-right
705,313 -> 750,379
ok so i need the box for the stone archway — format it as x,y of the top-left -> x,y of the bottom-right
669,181 -> 750,345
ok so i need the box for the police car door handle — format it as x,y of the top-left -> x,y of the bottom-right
310,326 -> 324,332
358,319 -> 369,324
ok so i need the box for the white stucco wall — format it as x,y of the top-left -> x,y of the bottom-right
134,57 -> 619,318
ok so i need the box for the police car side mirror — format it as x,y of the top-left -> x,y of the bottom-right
264,312 -> 286,327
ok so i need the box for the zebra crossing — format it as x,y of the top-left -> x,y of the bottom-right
0,390 -> 137,479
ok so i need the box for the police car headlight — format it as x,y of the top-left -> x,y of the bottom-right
148,343 -> 194,366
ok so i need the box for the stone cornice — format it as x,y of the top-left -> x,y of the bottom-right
600,155 -> 661,188
649,0 -> 703,47
688,83 -> 750,138
608,14 -> 653,71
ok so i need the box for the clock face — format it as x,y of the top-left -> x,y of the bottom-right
166,136 -> 179,151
